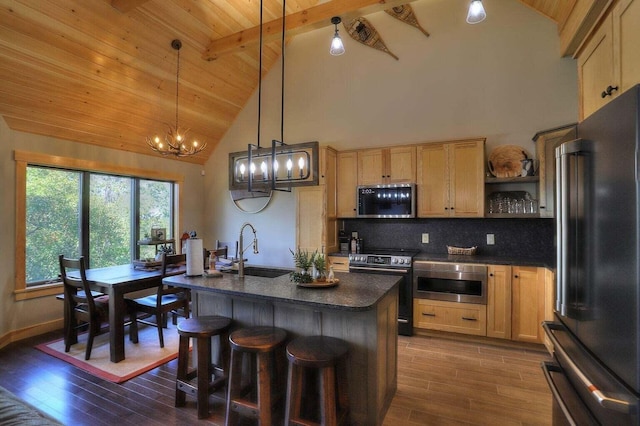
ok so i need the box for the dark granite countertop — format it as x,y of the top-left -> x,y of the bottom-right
329,252 -> 554,269
413,253 -> 555,268
163,269 -> 400,311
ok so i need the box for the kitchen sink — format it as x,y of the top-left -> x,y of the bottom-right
226,266 -> 291,278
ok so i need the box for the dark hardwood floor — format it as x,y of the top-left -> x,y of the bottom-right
0,329 -> 552,425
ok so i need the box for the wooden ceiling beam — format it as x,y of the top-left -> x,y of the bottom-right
202,0 -> 417,61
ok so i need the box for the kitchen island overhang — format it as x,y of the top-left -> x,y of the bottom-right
163,270 -> 400,425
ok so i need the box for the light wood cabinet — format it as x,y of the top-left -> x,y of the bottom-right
578,13 -> 614,120
486,265 -> 555,344
486,265 -> 512,339
613,0 -> 640,96
327,255 -> 349,272
417,139 -> 485,217
511,266 -> 547,343
336,151 -> 358,218
533,124 -> 577,218
296,146 -> 338,254
414,299 -> 487,336
578,0 -> 640,120
357,146 -> 416,185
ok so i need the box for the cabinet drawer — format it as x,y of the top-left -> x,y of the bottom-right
413,299 -> 486,336
327,255 -> 349,272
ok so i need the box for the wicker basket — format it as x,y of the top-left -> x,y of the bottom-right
447,245 -> 477,256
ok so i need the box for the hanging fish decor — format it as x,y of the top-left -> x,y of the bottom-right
344,17 -> 399,60
385,4 -> 430,37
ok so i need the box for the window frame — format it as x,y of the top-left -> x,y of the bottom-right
14,150 -> 184,300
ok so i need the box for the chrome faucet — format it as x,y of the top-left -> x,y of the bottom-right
238,222 -> 259,278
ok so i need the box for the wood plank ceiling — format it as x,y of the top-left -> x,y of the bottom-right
0,0 -> 575,165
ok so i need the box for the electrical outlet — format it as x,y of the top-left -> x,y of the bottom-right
487,234 -> 495,245
422,233 -> 429,244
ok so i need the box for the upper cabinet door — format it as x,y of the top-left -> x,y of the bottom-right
577,0 -> 640,121
417,143 -> 448,217
449,140 -> 485,217
357,149 -> 385,185
578,13 -> 615,120
357,146 -> 416,185
417,139 -> 484,218
613,0 -> 640,95
337,151 -> 358,218
387,146 -> 416,184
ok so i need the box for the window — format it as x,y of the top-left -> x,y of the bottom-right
15,151 -> 183,299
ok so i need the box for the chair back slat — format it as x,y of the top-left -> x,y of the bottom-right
156,253 -> 188,307
59,255 -> 97,310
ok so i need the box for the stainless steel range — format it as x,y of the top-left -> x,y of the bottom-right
349,249 -> 418,336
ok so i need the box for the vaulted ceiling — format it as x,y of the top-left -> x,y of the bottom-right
0,0 -> 575,164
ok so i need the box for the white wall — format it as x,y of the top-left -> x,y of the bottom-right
203,0 -> 578,267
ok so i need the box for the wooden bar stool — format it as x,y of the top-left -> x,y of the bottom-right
175,315 -> 233,419
225,326 -> 288,426
284,336 -> 350,426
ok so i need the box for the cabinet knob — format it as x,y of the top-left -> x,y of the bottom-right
489,273 -> 494,277
601,85 -> 619,98
514,274 -> 519,278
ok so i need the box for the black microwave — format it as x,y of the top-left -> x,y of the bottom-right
357,184 -> 416,218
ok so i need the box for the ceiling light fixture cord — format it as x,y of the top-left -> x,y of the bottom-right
280,0 -> 285,144
174,40 -> 180,134
257,0 -> 263,149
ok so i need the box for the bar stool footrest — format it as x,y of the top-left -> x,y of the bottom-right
229,399 -> 260,419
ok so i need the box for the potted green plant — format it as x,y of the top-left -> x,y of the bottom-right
312,253 -> 326,281
289,248 -> 314,283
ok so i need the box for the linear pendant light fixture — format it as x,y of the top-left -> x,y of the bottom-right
231,0 -> 318,193
147,40 -> 207,157
329,16 -> 345,56
466,0 -> 487,24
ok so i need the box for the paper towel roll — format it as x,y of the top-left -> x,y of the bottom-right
185,238 -> 204,276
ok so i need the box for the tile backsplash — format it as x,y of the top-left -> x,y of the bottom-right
341,218 -> 555,262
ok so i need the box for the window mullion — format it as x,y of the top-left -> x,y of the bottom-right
133,178 -> 141,261
81,171 -> 91,266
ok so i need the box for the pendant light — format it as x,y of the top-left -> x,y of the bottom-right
147,40 -> 207,157
330,17 -> 345,56
240,0 -> 318,193
466,0 -> 487,24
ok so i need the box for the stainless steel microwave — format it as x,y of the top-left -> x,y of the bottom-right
357,183 -> 416,218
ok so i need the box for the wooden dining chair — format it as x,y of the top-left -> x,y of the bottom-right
216,240 -> 236,260
203,246 -> 228,268
59,255 -> 110,360
128,253 -> 190,348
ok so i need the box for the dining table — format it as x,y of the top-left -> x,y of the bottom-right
67,263 -> 186,363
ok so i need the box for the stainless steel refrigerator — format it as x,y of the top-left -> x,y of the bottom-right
543,85 -> 640,425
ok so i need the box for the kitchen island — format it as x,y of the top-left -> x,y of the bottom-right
163,270 -> 400,425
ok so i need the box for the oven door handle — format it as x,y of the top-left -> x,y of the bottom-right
350,266 -> 409,274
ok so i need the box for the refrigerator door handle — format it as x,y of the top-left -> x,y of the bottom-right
541,361 -> 581,426
543,322 -> 634,414
556,151 -> 568,315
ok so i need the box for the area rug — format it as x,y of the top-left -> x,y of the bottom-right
36,321 -> 183,383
